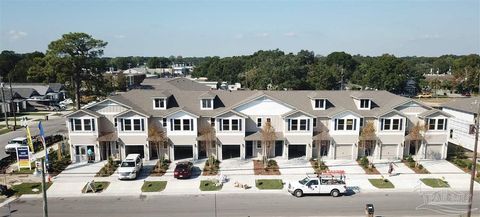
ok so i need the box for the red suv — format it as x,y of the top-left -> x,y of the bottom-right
174,161 -> 193,179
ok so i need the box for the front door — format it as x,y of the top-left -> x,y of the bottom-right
246,141 -> 253,158
320,141 -> 329,157
275,141 -> 283,157
75,146 -> 87,163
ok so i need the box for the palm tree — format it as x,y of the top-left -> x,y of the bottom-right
148,120 -> 168,160
198,125 -> 217,166
260,121 -> 276,167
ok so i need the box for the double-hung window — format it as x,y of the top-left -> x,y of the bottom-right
314,99 -> 326,109
73,119 -> 82,131
257,118 -> 262,127
231,119 -> 239,131
335,118 -> 356,131
219,119 -> 242,131
153,98 -> 166,109
288,118 -> 310,131
70,118 -> 95,132
173,119 -> 181,131
171,119 -> 194,131
222,119 -> 230,131
360,99 -> 370,109
84,119 -> 92,131
427,118 -> 447,130
119,118 -> 145,132
201,99 -> 213,109
381,118 -> 403,131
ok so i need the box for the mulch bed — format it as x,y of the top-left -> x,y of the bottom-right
357,160 -> 380,175
202,160 -> 220,176
253,160 -> 281,175
150,160 -> 171,176
402,160 -> 429,174
310,160 -> 329,174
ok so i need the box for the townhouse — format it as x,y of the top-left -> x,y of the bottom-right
66,78 -> 451,163
441,97 -> 480,153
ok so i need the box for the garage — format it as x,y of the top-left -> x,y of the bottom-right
125,145 -> 145,158
174,145 -> 193,160
335,144 -> 352,160
222,145 -> 241,160
288,144 -> 306,159
380,144 -> 398,160
425,144 -> 443,160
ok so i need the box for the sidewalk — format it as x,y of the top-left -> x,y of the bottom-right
40,158 -> 480,199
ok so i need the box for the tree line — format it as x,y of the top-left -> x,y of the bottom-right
1,32 -> 479,109
192,49 -> 480,94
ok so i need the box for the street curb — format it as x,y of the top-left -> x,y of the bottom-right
0,196 -> 18,208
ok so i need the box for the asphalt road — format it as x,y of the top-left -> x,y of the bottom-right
2,192 -> 479,217
0,118 -> 67,160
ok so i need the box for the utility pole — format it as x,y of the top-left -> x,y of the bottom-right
8,77 -> 16,131
41,158 -> 49,217
0,77 -> 9,129
467,74 -> 480,217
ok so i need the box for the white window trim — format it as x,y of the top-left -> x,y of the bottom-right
170,118 -> 195,131
120,117 -> 145,132
427,118 -> 448,131
287,118 -> 311,132
381,118 -> 403,131
200,99 -> 213,110
153,98 -> 166,110
218,118 -> 242,132
70,118 -> 96,132
334,118 -> 357,131
257,118 -> 262,128
359,99 -> 371,110
313,99 -> 326,110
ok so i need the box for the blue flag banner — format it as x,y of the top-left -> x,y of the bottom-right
38,121 -> 48,169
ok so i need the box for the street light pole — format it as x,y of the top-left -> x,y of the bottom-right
0,78 -> 9,129
467,77 -> 480,217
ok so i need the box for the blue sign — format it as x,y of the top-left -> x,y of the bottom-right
17,146 -> 31,169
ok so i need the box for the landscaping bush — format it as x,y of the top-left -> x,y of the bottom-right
203,156 -> 220,176
95,157 -> 119,177
359,156 -> 369,168
267,159 -> 277,167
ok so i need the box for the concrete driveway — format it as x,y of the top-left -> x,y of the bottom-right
275,157 -> 314,175
373,160 -> 415,175
220,158 -> 254,175
419,160 -> 465,174
324,160 -> 365,175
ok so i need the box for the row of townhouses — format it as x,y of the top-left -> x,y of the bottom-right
66,78 -> 452,163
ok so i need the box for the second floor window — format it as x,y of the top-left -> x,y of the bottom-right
335,118 -> 356,131
219,119 -> 242,131
288,118 -> 310,131
381,118 -> 403,131
120,118 -> 145,132
427,118 -> 447,131
171,119 -> 194,131
257,118 -> 262,128
70,118 -> 96,132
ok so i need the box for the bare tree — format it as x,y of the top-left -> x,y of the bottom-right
198,125 -> 216,165
314,124 -> 330,160
408,121 -> 427,162
260,121 -> 276,167
359,121 -> 377,157
148,120 -> 168,160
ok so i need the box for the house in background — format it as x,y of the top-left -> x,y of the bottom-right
441,97 -> 480,154
0,83 -> 67,112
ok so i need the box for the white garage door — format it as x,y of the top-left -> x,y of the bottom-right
426,144 -> 443,160
380,144 -> 397,160
335,144 -> 352,160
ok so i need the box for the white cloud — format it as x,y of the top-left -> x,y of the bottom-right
255,32 -> 269,38
8,30 -> 27,40
114,34 -> 126,39
283,32 -> 298,37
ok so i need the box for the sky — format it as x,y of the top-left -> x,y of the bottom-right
0,0 -> 479,57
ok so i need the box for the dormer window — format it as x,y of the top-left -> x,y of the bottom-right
360,99 -> 371,109
313,99 -> 326,110
153,98 -> 166,110
201,99 -> 213,110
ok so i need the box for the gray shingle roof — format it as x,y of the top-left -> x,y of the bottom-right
441,97 -> 480,114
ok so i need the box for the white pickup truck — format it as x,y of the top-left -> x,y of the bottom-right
287,172 -> 347,197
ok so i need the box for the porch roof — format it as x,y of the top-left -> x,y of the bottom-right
312,131 -> 331,141
244,131 -> 284,141
405,133 -> 423,141
97,131 -> 118,142
196,134 -> 217,141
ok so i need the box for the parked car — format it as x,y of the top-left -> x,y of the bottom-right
174,161 -> 193,179
5,137 -> 28,155
118,154 -> 143,180
287,172 -> 347,197
416,93 -> 432,98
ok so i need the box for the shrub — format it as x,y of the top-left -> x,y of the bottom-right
359,156 -> 369,168
417,164 -> 424,170
466,161 -> 473,170
405,155 -> 414,163
267,159 -> 277,167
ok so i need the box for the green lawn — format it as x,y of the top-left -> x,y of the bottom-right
199,180 -> 222,191
12,168 -> 36,174
141,181 -> 167,192
369,179 -> 395,189
12,182 -> 52,195
255,179 -> 283,190
421,178 -> 450,188
82,181 -> 110,193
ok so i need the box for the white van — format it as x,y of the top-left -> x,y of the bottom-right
118,154 -> 143,180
